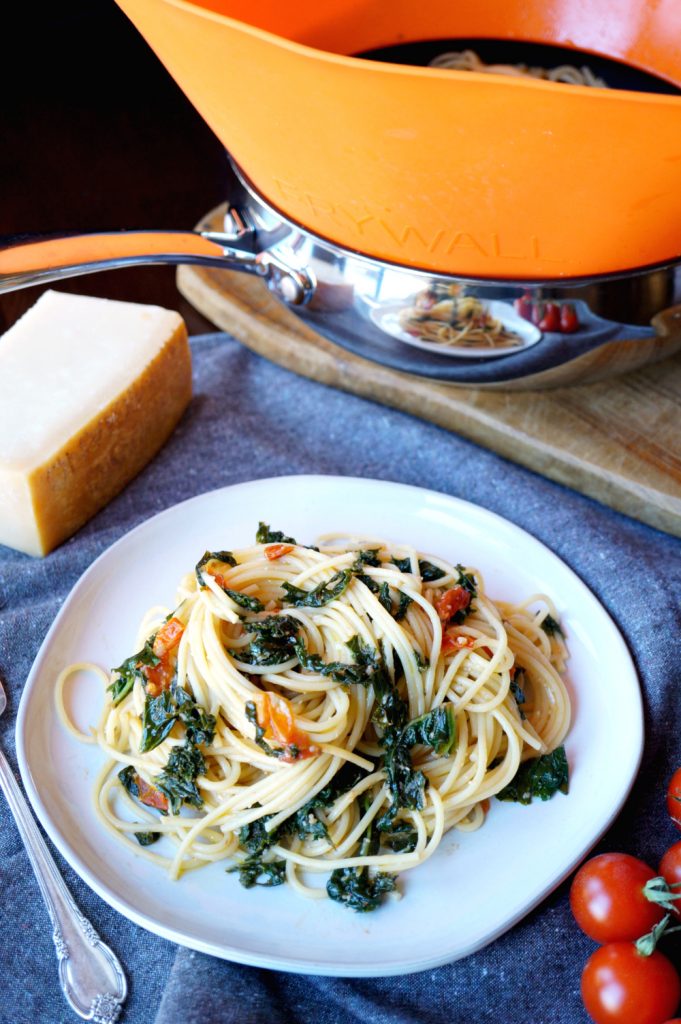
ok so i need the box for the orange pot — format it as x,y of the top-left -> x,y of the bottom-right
115,0 -> 681,280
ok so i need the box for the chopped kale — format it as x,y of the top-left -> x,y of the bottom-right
327,868 -> 396,911
379,820 -> 418,853
140,684 -> 215,753
295,636 -> 392,705
378,582 -> 393,612
541,613 -> 564,638
351,549 -> 382,568
256,523 -> 297,545
454,564 -> 478,600
354,571 -> 380,596
222,588 -> 264,614
156,742 -> 206,814
195,549 -> 237,587
230,856 -> 286,888
108,637 -> 159,705
327,799 -> 396,912
418,560 -> 446,583
282,569 -> 352,608
401,706 -> 457,758
414,650 -> 430,671
379,706 -> 456,826
510,670 -> 527,720
134,831 -> 160,847
391,556 -> 445,582
172,686 -> 216,746
140,689 -> 179,753
394,592 -> 413,622
496,746 -> 569,805
118,765 -> 141,797
241,614 -> 300,666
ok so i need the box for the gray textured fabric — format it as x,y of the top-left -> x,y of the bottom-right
0,333 -> 679,1024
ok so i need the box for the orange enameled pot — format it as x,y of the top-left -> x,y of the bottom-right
117,0 -> 681,280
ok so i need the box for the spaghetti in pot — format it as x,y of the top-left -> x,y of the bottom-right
57,526 -> 570,911
429,48 -> 608,88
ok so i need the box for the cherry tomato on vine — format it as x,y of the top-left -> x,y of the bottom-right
667,768 -> 681,828
581,943 -> 681,1024
570,853 -> 664,943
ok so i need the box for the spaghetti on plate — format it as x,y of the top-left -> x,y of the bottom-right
57,525 -> 570,911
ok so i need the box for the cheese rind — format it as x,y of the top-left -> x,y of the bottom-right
0,291 -> 192,556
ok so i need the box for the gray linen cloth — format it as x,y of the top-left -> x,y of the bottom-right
0,334 -> 679,1024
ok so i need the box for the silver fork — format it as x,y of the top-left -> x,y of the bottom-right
0,678 -> 127,1023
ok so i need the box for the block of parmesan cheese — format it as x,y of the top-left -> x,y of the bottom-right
0,290 -> 192,556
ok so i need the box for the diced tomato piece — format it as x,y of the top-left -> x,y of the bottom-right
134,774 -> 168,812
442,631 -> 475,654
209,571 -> 228,589
152,617 -> 185,658
256,693 -> 319,762
435,586 -> 471,622
265,543 -> 294,561
143,656 -> 174,697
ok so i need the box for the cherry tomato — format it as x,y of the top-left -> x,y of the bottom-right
570,853 -> 664,943
531,301 -> 545,326
513,293 -> 533,320
659,841 -> 681,915
581,943 -> 680,1024
560,302 -> 580,333
538,302 -> 561,332
667,768 -> 681,828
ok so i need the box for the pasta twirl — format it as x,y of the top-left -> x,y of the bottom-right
57,526 -> 570,911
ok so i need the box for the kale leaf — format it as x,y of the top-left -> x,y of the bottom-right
380,820 -> 418,853
156,742 -> 206,814
195,549 -> 237,587
401,706 -> 457,758
379,706 -> 456,825
140,689 -> 179,753
108,637 -> 159,705
241,615 -> 300,666
391,556 -> 445,582
140,684 -> 216,753
394,592 -> 413,622
351,549 -> 382,568
222,588 -> 264,614
229,856 -> 287,888
541,613 -> 564,638
256,523 -> 297,545
135,831 -> 160,846
510,670 -> 527,720
327,798 -> 396,912
496,746 -> 569,805
326,868 -> 396,911
282,569 -> 352,608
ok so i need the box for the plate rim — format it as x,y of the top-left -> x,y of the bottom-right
15,474 -> 644,976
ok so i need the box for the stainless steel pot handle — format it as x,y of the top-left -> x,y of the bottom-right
0,222 -> 316,305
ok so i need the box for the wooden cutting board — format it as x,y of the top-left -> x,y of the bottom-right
177,220 -> 681,538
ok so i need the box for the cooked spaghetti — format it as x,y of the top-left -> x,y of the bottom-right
57,525 -> 570,911
398,284 -> 523,350
429,48 -> 608,88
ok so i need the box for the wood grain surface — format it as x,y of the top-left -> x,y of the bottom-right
177,247 -> 681,538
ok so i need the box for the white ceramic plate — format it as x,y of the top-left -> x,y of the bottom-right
16,476 -> 642,976
371,300 -> 541,358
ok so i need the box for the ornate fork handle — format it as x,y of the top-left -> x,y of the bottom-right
0,747 -> 126,1022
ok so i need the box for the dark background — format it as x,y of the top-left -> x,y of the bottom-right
0,0 -> 226,334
